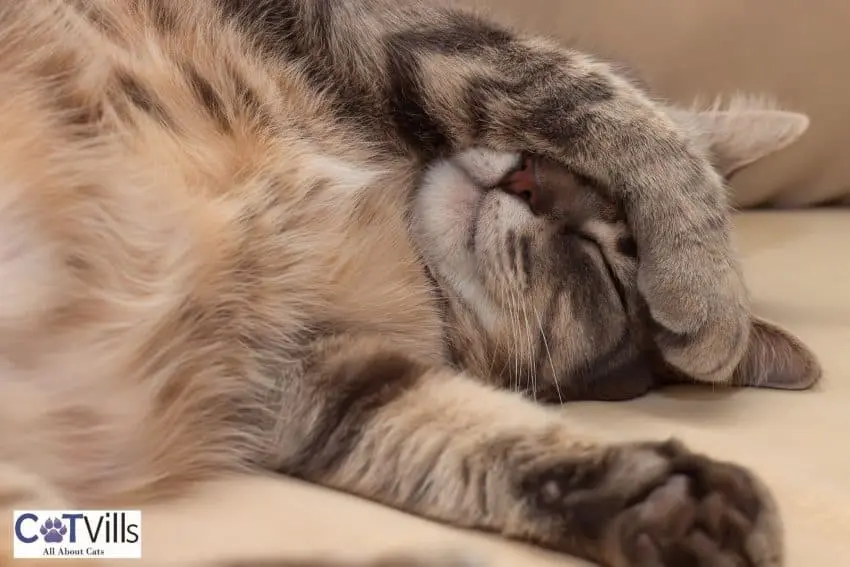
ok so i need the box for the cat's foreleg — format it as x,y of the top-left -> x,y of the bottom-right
0,461 -> 480,567
377,15 -> 750,387
275,335 -> 782,567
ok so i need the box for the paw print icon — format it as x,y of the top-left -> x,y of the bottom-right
40,518 -> 67,543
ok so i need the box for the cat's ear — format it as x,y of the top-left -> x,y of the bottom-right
667,95 -> 810,177
731,316 -> 822,390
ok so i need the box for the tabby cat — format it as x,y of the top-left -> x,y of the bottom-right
0,1 -> 820,566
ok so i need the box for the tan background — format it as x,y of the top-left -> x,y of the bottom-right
462,0 -> 850,207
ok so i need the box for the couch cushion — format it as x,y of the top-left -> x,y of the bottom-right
464,0 -> 850,208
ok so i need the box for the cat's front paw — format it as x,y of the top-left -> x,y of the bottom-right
519,439 -> 782,567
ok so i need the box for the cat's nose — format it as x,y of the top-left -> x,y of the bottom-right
497,155 -> 550,216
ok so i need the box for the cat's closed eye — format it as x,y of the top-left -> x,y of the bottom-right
414,147 -> 640,400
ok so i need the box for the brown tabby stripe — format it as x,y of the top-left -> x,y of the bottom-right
67,0 -> 123,40
181,61 -> 232,133
224,60 -> 271,126
383,16 -> 514,156
505,230 -> 518,274
553,234 -> 615,328
215,0 -> 615,160
49,81 -> 104,134
283,352 -> 428,478
384,35 -> 450,157
519,235 -> 533,282
218,0 -> 379,127
148,0 -> 178,32
115,70 -> 174,128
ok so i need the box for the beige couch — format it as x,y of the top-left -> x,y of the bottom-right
140,4 -> 850,566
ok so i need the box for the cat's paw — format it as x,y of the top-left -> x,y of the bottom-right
520,439 -> 782,567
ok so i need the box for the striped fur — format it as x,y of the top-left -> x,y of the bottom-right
0,1 -> 819,566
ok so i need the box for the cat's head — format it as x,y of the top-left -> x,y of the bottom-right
411,97 -> 820,401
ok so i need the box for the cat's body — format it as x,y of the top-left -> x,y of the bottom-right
0,1 -> 820,566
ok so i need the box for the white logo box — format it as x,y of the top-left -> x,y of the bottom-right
13,510 -> 142,559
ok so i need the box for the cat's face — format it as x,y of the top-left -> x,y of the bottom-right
413,148 -> 646,400
412,98 -> 821,401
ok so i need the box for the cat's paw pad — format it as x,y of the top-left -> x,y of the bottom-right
39,517 -> 68,543
522,439 -> 782,567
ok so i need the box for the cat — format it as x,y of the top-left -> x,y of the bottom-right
0,1 -> 820,567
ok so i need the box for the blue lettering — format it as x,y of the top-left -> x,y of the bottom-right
62,513 -> 84,543
14,513 -> 38,544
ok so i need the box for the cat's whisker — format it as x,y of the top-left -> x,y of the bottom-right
534,307 -> 561,404
501,284 -> 522,394
517,291 -> 537,401
507,291 -> 521,393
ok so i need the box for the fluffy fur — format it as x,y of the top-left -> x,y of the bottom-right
0,1 -> 819,566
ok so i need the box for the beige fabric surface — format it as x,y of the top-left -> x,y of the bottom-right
461,0 -> 850,208
139,211 -> 850,566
